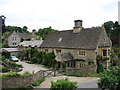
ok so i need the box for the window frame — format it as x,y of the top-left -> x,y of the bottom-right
78,50 -> 86,56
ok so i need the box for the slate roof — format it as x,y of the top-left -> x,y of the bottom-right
19,40 -> 43,47
41,27 -> 107,49
17,32 -> 33,38
6,31 -> 33,39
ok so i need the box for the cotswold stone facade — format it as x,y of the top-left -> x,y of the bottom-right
41,20 -> 112,73
6,31 -> 33,47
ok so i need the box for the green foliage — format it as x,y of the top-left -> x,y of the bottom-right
32,77 -> 45,86
2,67 -> 10,72
42,52 -> 55,67
97,67 -> 120,89
2,56 -> 6,60
36,26 -> 58,39
23,71 -> 31,75
2,72 -> 22,78
96,55 -> 105,73
50,78 -> 78,90
103,21 -> 120,37
66,73 -> 99,77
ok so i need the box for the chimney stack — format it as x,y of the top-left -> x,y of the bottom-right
73,20 -> 83,33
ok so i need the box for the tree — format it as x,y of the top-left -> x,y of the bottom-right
97,67 -> 120,90
36,26 -> 58,39
22,26 -> 28,32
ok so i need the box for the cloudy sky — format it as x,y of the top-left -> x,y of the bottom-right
0,0 -> 119,31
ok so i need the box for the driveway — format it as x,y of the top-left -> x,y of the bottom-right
34,76 -> 99,88
16,61 -> 48,74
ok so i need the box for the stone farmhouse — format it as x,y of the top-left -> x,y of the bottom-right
40,20 -> 112,74
5,31 -> 34,47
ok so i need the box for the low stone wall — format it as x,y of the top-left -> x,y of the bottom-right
2,70 -> 44,88
66,65 -> 97,74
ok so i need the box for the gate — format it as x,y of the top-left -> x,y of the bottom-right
43,69 -> 56,77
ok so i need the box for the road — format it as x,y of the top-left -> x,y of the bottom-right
77,78 -> 99,88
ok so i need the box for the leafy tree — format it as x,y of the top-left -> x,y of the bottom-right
22,26 -> 28,32
42,52 -> 56,67
97,67 -> 120,90
36,26 -> 58,39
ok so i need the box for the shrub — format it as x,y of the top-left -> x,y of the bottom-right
32,77 -> 45,86
50,78 -> 78,90
23,71 -> 31,75
42,52 -> 55,68
2,56 -> 6,60
66,73 -> 99,77
97,67 -> 120,89
2,67 -> 10,72
2,72 -> 22,78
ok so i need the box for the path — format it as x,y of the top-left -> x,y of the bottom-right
16,61 -> 48,74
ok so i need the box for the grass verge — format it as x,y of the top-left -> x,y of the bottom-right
32,77 -> 45,86
65,73 -> 99,77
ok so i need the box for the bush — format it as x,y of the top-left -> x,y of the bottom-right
97,67 -> 120,89
2,67 -> 10,72
2,72 -> 22,78
32,77 -> 45,86
2,56 -> 6,60
50,78 -> 78,90
23,71 -> 31,75
66,73 -> 99,77
42,52 -> 55,68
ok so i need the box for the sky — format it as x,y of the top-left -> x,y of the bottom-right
0,0 -> 119,31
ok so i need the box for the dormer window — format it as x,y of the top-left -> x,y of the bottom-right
58,37 -> 62,42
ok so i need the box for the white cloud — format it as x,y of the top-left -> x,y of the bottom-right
0,0 -> 119,31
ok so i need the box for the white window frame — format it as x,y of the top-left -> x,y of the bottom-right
79,50 -> 86,56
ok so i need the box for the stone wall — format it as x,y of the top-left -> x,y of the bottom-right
2,70 -> 44,88
66,65 -> 97,74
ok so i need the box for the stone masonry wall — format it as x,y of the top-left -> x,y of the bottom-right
2,70 -> 44,88
66,65 -> 97,74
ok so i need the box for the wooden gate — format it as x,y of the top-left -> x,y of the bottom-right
43,69 -> 56,77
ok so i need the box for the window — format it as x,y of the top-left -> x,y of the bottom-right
12,37 -> 16,41
79,51 -> 86,56
108,49 -> 110,56
56,49 -> 61,54
12,37 -> 14,40
13,43 -> 16,45
80,63 -> 84,67
44,49 -> 48,52
103,50 -> 107,56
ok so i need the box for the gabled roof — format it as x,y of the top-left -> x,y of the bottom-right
17,32 -> 33,38
19,40 -> 43,47
7,31 -> 33,39
41,27 -> 104,49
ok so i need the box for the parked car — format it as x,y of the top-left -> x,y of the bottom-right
10,56 -> 19,62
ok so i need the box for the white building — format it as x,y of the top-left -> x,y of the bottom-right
118,1 -> 120,24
